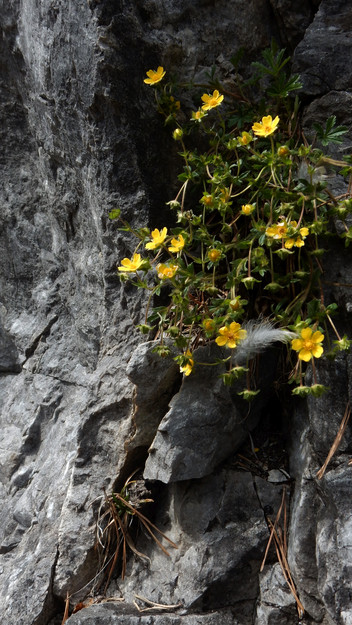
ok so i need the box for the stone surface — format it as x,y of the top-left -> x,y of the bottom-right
67,603 -> 237,625
293,0 -> 352,96
144,343 -> 280,483
1,1 -> 352,624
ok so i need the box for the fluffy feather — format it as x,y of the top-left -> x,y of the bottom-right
233,319 -> 295,364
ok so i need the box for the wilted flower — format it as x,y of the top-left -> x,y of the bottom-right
252,115 -> 280,137
238,131 -> 252,146
215,322 -> 247,349
201,194 -> 214,207
168,234 -> 185,253
191,109 -> 206,122
145,227 -> 168,250
208,248 -> 222,262
157,263 -> 178,279
203,318 -> 216,333
118,253 -> 144,273
278,145 -> 290,157
180,350 -> 194,376
291,327 -> 324,362
201,90 -> 224,111
144,66 -> 166,85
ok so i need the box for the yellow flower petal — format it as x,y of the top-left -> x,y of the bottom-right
145,227 -> 168,250
298,349 -> 313,362
144,66 -> 166,85
312,331 -> 324,344
168,234 -> 185,253
291,338 -> 303,351
311,345 -> 324,359
252,115 -> 279,137
300,327 -> 312,340
201,90 -> 224,111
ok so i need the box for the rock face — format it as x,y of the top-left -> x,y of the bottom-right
1,1 -> 352,624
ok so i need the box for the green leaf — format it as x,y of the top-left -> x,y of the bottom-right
109,208 -> 121,220
313,116 -> 348,146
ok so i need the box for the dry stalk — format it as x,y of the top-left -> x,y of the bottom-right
60,593 -> 70,625
134,594 -> 183,612
316,402 -> 351,479
261,487 -> 304,618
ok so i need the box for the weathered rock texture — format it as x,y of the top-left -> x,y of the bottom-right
1,1 -> 352,624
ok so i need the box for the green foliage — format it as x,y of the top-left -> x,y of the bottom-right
313,115 -> 348,146
113,46 -> 351,398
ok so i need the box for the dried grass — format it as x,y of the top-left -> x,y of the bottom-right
261,487 -> 304,619
316,402 -> 351,479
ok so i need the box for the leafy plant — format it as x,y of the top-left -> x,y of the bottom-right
110,45 -> 352,398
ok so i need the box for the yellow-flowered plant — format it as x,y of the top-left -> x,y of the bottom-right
145,227 -> 168,250
215,322 -> 247,349
168,234 -> 185,253
241,204 -> 255,216
118,253 -> 144,273
157,263 -> 178,279
144,66 -> 166,85
252,114 -> 280,137
291,327 -> 324,362
201,89 -> 224,111
111,43 -> 352,397
179,350 -> 194,376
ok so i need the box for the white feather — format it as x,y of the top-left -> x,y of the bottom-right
233,319 -> 295,364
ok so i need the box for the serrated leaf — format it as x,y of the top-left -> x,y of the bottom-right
313,116 -> 348,146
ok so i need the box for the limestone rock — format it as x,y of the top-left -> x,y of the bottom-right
1,0 -> 352,624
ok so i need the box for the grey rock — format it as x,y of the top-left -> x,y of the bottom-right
112,470 -> 284,623
293,0 -> 352,96
126,341 -> 181,450
144,343 -> 281,483
1,0 -> 352,624
254,564 -> 297,625
67,603 -> 237,625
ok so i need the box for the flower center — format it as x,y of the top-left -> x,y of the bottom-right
304,339 -> 314,351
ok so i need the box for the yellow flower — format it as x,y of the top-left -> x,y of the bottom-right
191,109 -> 206,122
168,234 -> 185,253
145,227 -> 168,250
241,204 -> 255,216
180,350 -> 194,376
266,221 -> 288,239
144,66 -> 166,85
278,145 -> 290,156
201,90 -> 224,111
294,237 -> 305,248
118,253 -> 144,273
208,248 -> 222,262
252,115 -> 280,137
291,327 -> 324,362
284,224 -> 309,248
215,322 -> 247,349
238,131 -> 252,146
156,263 -> 178,279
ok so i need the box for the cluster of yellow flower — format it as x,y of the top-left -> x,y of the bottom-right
266,219 -> 309,249
116,66 -> 327,379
